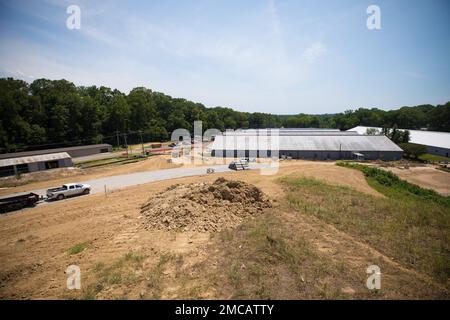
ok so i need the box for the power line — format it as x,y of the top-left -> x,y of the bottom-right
2,131 -> 136,153
1,128 -> 159,153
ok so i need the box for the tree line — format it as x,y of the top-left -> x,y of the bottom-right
0,77 -> 449,153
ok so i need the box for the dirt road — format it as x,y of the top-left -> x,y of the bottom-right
385,166 -> 450,196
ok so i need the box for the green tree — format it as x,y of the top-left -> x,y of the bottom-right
399,143 -> 427,158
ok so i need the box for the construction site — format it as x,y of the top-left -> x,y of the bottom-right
1,1 -> 449,307
0,134 -> 449,300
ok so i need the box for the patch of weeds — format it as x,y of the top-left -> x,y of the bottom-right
97,252 -> 144,286
203,213 -> 333,299
80,283 -> 103,300
81,251 -> 145,299
67,242 -> 90,255
227,262 -> 242,289
144,253 -> 175,299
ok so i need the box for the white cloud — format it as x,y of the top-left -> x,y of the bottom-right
301,41 -> 327,63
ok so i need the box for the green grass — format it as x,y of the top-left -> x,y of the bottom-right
76,155 -> 147,169
418,153 -> 450,162
280,166 -> 450,282
94,252 -> 145,286
67,242 -> 90,255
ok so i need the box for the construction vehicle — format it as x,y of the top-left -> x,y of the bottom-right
0,192 -> 41,214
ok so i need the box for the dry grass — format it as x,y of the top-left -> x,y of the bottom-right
280,176 -> 450,283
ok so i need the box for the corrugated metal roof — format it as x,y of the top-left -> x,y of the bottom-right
224,130 -> 359,136
235,128 -> 341,132
211,134 -> 403,152
0,144 -> 111,160
349,126 -> 450,149
0,152 -> 71,167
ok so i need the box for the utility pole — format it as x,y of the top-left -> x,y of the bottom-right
115,130 -> 120,148
138,130 -> 145,155
123,119 -> 129,157
123,132 -> 128,157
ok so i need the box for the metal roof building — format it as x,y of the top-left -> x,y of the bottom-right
0,152 -> 73,177
233,128 -> 341,132
349,126 -> 450,158
211,130 -> 403,160
224,129 -> 359,136
0,144 -> 112,160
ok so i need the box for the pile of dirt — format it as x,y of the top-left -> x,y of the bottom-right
140,177 -> 272,232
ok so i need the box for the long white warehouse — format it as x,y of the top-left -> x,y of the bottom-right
211,129 -> 403,160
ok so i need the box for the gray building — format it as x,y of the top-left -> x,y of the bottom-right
211,130 -> 403,160
0,144 -> 112,160
0,152 -> 73,177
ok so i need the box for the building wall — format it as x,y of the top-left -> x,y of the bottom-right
212,149 -> 402,161
37,162 -> 46,171
426,146 -> 450,158
63,158 -> 74,167
28,162 -> 40,172
28,158 -> 73,173
0,157 -> 74,176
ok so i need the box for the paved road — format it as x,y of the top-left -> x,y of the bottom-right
5,163 -> 268,209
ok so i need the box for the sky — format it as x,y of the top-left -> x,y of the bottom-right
0,0 -> 449,114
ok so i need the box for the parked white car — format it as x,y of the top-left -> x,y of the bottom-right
46,183 -> 91,201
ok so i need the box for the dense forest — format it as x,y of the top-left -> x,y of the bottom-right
0,77 -> 449,153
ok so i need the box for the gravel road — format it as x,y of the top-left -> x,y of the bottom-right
3,163 -> 269,209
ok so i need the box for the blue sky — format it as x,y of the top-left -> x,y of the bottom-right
0,0 -> 449,114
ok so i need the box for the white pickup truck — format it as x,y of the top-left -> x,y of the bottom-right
46,183 -> 91,201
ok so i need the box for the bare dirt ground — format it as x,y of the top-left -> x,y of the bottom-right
141,177 -> 272,232
0,161 -> 445,299
384,165 -> 450,196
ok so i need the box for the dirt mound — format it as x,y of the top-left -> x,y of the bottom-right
140,177 -> 271,232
